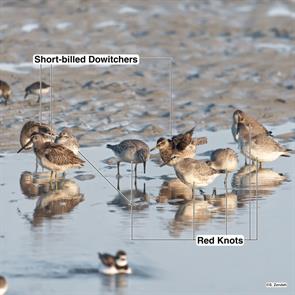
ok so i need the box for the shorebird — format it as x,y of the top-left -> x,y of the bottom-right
231,109 -> 272,142
24,81 -> 50,102
236,123 -> 291,167
206,148 -> 238,186
0,276 -> 8,295
55,128 -> 79,155
98,250 -> 132,275
19,121 -> 55,150
151,127 -> 207,166
106,139 -> 150,177
17,133 -> 84,186
0,80 -> 12,105
19,121 -> 56,171
163,155 -> 224,198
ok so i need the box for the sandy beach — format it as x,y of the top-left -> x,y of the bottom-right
1,0 -> 295,152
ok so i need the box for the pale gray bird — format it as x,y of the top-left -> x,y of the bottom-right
55,128 -> 79,155
107,139 -> 150,177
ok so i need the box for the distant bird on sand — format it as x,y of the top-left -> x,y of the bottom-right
0,80 -> 12,105
24,81 -> 50,102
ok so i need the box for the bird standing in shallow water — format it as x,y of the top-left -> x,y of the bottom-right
151,127 -> 207,165
106,139 -> 150,177
231,109 -> 271,142
98,250 -> 132,275
19,121 -> 55,150
55,128 -> 79,155
19,121 -> 56,172
0,276 -> 8,295
163,155 -> 224,198
206,148 -> 238,187
24,81 -> 50,102
236,122 -> 291,167
0,80 -> 12,105
18,133 -> 84,187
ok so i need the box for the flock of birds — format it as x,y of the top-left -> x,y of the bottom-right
0,79 -> 293,291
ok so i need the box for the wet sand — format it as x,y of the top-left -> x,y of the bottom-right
1,0 -> 295,152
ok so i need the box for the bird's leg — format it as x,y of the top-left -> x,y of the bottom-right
143,161 -> 146,174
50,171 -> 53,189
259,162 -> 262,169
244,156 -> 247,166
35,157 -> 38,173
55,172 -> 58,190
116,161 -> 120,178
135,164 -> 138,178
134,176 -> 137,189
117,177 -> 120,190
224,170 -> 229,192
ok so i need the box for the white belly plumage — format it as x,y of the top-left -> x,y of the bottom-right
241,144 -> 282,162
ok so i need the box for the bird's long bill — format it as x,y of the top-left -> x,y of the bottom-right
235,123 -> 240,141
17,139 -> 32,153
24,92 -> 28,99
150,146 -> 157,152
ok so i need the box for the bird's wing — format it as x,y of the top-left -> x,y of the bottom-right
98,253 -> 115,267
43,143 -> 84,165
172,127 -> 195,151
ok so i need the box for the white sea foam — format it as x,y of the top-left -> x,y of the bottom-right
256,43 -> 294,53
94,20 -> 124,29
268,4 -> 295,18
21,23 -> 39,32
118,6 -> 139,14
56,22 -> 71,30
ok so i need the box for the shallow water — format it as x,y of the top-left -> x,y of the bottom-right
0,125 -> 294,295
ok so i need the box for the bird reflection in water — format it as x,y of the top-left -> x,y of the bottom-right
20,171 -> 51,198
168,199 -> 216,238
101,274 -> 128,293
19,170 -> 84,225
232,164 -> 288,200
33,178 -> 84,225
108,178 -> 149,210
156,178 -> 192,204
202,189 -> 238,214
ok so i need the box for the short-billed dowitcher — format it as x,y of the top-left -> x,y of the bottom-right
237,123 -> 291,167
106,139 -> 150,177
0,276 -> 8,295
24,81 -> 50,102
55,128 -> 79,155
98,250 -> 132,275
232,109 -> 271,142
0,80 -> 11,105
19,121 -> 55,151
18,133 -> 84,185
206,148 -> 238,185
19,121 -> 56,171
151,128 -> 207,165
163,155 -> 224,198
